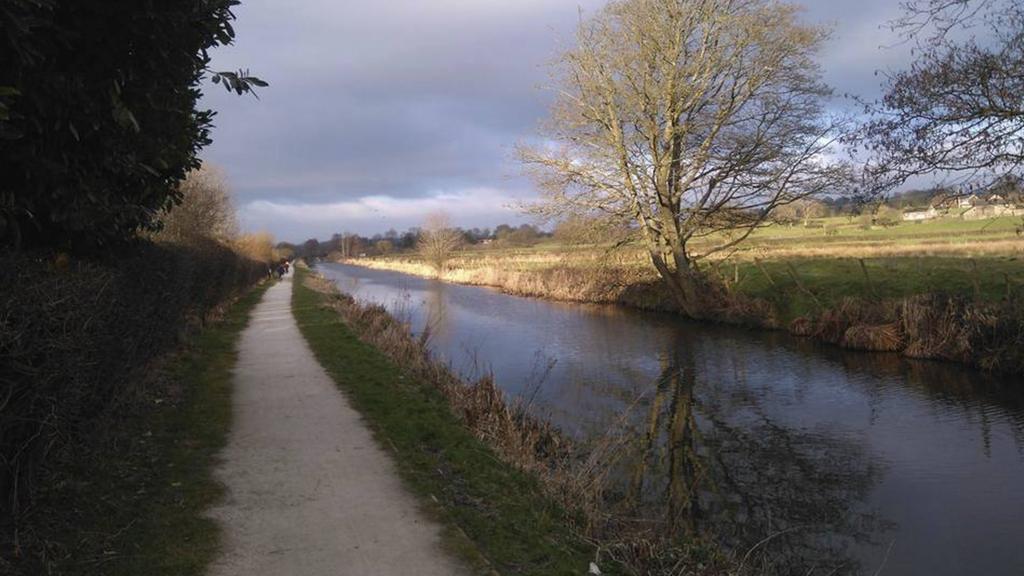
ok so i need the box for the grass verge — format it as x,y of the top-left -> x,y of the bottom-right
5,281 -> 270,576
728,256 -> 1024,322
291,266 -> 600,576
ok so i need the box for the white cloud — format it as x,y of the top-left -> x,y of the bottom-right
239,187 -> 534,240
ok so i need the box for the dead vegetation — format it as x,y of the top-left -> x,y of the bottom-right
784,292 -> 1024,372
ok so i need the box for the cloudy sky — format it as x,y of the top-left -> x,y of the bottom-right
202,0 -> 915,242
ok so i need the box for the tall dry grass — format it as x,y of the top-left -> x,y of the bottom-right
350,255 -> 676,312
784,293 -> 1024,372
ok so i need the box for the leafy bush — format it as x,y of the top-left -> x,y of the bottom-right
876,206 -> 903,227
0,0 -> 263,248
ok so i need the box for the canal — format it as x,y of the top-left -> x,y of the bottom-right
319,262 -> 1024,575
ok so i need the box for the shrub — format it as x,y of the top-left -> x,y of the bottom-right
0,242 -> 265,521
418,213 -> 462,275
553,215 -> 632,245
495,224 -> 543,247
876,206 -> 903,227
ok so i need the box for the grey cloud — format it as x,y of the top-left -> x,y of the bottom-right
200,0 -> 930,241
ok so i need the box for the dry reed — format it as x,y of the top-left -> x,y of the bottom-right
788,317 -> 815,337
840,323 -> 904,352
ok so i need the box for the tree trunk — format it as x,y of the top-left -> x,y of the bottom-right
649,250 -> 715,319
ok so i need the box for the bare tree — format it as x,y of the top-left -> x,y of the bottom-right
157,164 -> 239,244
521,0 -> 850,317
234,231 -> 276,263
863,0 -> 1024,189
418,212 -> 462,276
771,198 -> 829,226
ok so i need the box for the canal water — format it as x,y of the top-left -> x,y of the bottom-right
318,262 -> 1024,575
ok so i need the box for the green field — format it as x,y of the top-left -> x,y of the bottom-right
733,256 -> 1024,321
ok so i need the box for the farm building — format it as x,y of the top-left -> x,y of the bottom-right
962,201 -> 1024,220
903,206 -> 939,221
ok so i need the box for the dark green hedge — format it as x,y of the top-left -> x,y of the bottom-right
0,241 -> 265,520
0,0 -> 260,247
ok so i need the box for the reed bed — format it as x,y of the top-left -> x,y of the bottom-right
783,292 -> 1024,372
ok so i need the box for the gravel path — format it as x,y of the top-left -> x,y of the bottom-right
207,274 -> 467,576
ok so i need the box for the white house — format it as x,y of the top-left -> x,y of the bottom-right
903,206 -> 939,221
958,194 -> 979,208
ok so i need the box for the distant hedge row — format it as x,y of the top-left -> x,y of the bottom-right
0,241 -> 266,519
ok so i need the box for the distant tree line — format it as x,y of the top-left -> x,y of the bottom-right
283,222 -> 557,260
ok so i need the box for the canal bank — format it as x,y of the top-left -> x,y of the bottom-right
340,256 -> 1024,376
209,273 -> 473,576
291,266 -> 613,575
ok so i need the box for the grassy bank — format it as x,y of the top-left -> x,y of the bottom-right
355,214 -> 1024,310
4,281 -> 270,575
291,266 -> 607,575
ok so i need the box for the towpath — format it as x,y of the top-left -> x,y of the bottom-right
206,273 -> 466,576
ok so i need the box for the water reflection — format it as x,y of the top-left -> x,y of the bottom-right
317,263 -> 1024,576
610,335 -> 887,574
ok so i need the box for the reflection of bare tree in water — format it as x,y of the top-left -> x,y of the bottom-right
421,279 -> 450,343
620,335 -> 888,574
629,356 -> 705,536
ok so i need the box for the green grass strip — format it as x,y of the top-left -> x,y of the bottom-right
17,282 -> 270,576
292,267 -> 601,576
